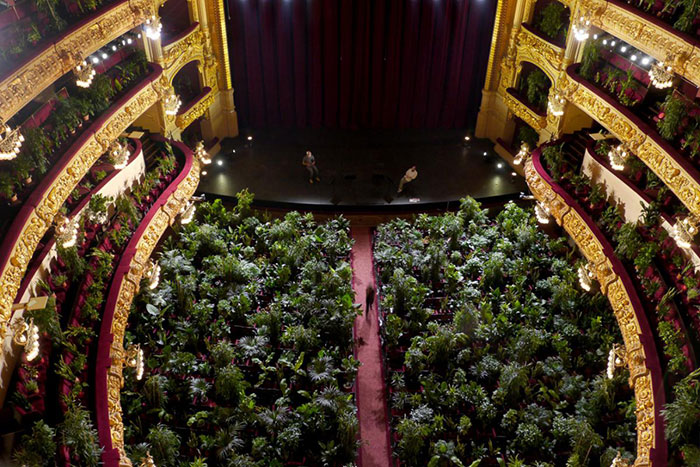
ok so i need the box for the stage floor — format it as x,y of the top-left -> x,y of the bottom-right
197,129 -> 527,209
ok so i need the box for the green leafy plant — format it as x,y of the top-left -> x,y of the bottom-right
536,2 -> 568,40
658,93 -> 688,140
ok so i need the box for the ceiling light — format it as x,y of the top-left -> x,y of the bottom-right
127,38 -> 133,44
642,57 -> 650,65
217,160 -> 223,166
101,52 -> 108,59
112,45 -> 117,51
91,56 -> 99,64
620,46 -> 627,52
201,170 -> 208,176
610,40 -> 616,46
631,55 -> 637,61
497,162 -> 503,169
247,136 -> 253,141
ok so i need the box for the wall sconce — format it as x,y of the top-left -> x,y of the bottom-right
109,140 -> 131,170
513,143 -> 530,165
54,213 -> 79,249
535,201 -> 551,224
608,143 -> 629,171
145,260 -> 161,290
649,60 -> 673,89
606,343 -> 627,379
547,92 -> 566,117
180,201 -> 196,225
163,88 -> 182,116
194,141 -> 211,165
0,117 -> 24,161
74,55 -> 96,88
671,215 -> 699,249
144,16 -> 162,40
124,344 -> 144,380
573,15 -> 591,41
577,262 -> 595,291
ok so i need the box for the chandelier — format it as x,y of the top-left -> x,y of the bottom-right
0,117 -> 24,161
577,262 -> 595,291
164,88 -> 182,116
572,15 -> 591,41
607,143 -> 629,171
144,16 -> 162,40
194,141 -> 211,165
513,143 -> 530,165
606,343 -> 627,379
125,344 -> 145,380
534,201 -> 550,224
547,93 -> 566,116
11,317 -> 40,361
109,140 -> 131,169
649,60 -> 673,89
74,56 -> 96,88
54,213 -> 78,248
671,215 -> 699,249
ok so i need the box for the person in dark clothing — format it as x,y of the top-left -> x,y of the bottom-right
302,150 -> 320,184
365,284 -> 375,316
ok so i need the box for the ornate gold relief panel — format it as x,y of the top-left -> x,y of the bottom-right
175,89 -> 214,129
0,70 -> 166,330
561,72 -> 700,218
515,27 -> 565,83
0,0 -> 157,121
107,157 -> 200,465
524,158 -> 657,467
503,89 -> 548,129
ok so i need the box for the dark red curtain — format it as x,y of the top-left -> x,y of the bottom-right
226,0 -> 497,129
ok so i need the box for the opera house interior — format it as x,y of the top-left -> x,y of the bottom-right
0,0 -> 700,465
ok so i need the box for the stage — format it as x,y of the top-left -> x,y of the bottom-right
197,129 -> 527,211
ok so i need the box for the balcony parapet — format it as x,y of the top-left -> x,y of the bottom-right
0,65 -> 167,337
95,140 -> 199,466
0,0 -> 158,122
162,22 -> 205,73
175,86 -> 213,130
518,24 -> 566,78
561,64 -> 700,219
526,145 -> 666,467
581,0 -> 700,87
503,87 -> 548,130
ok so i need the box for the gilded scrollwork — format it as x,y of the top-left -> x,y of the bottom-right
503,89 -> 547,129
175,89 -> 214,130
0,0 -> 157,121
0,69 -> 165,337
106,155 -> 200,465
515,26 -> 564,82
525,157 -> 659,467
563,72 -> 700,218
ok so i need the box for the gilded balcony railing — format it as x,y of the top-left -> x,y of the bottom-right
175,87 -> 214,130
581,0 -> 700,87
0,0 -> 157,122
0,65 -> 167,338
96,140 -> 199,467
525,146 -> 666,467
503,87 -> 548,129
560,65 -> 700,219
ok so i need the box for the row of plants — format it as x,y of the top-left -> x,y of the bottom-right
373,199 -> 637,466
120,192 -> 360,466
540,140 -> 700,464
0,50 -> 149,205
515,67 -> 551,114
0,0 -> 114,71
624,0 -> 700,36
532,1 -> 569,44
8,141 -> 180,466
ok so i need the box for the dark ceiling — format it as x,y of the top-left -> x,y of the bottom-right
225,0 -> 497,130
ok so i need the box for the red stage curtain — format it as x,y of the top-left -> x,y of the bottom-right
226,0 -> 497,130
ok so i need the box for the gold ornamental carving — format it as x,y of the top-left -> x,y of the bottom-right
162,24 -> 205,75
580,0 -> 700,87
515,26 -> 564,83
0,68 -> 165,335
525,157 -> 659,467
0,0 -> 157,121
175,89 -> 214,130
106,154 -> 201,465
561,71 -> 700,218
503,89 -> 547,130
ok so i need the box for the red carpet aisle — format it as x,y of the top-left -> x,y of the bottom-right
351,226 -> 392,467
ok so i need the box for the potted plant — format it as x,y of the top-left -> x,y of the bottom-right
0,172 -> 18,202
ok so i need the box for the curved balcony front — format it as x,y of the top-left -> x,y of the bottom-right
175,86 -> 213,130
0,0 -> 156,121
583,0 -> 700,87
95,139 -> 199,466
560,64 -> 700,220
526,145 -> 667,466
0,64 -> 165,333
